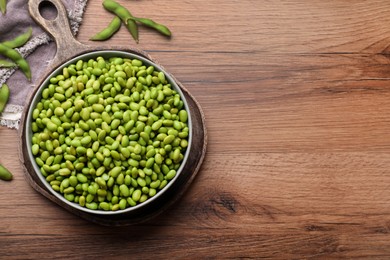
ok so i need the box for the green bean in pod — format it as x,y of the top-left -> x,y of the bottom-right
102,0 -> 139,42
0,44 -> 31,80
0,0 -> 7,15
90,17 -> 121,41
0,164 -> 13,181
0,84 -> 10,114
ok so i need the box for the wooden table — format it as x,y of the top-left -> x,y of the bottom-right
2,0 -> 390,258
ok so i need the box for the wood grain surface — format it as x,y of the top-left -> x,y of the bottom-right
2,0 -> 390,258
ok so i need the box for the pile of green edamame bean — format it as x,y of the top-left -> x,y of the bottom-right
30,55 -> 190,211
91,0 -> 171,43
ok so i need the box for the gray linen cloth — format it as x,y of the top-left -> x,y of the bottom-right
0,0 -> 88,128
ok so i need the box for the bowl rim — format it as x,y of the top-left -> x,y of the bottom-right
25,50 -> 193,215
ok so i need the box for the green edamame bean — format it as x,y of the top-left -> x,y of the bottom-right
77,173 -> 88,183
137,177 -> 146,187
149,188 -> 157,197
100,202 -> 110,211
91,16 -> 121,41
32,144 -> 40,155
69,176 -> 78,187
165,169 -> 176,180
118,198 -> 126,210
139,194 -> 148,203
96,176 -> 107,188
111,203 -> 119,211
119,184 -> 130,197
172,148 -> 181,162
110,166 -> 121,178
63,187 -> 75,194
142,186 -> 149,194
106,177 -> 114,188
179,110 -> 188,123
86,202 -> 98,210
64,193 -> 75,202
132,189 -> 141,202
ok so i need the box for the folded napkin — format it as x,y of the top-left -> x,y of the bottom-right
0,0 -> 88,129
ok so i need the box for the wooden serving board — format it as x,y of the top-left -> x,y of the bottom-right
18,0 -> 207,226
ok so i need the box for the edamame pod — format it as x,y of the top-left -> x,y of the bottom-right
0,59 -> 16,67
90,16 -> 121,41
102,0 -> 139,42
0,163 -> 12,181
2,27 -> 33,49
128,17 -> 171,37
0,43 -> 31,80
0,84 -> 10,114
0,0 -> 6,14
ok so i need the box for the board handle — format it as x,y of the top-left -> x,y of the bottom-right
28,0 -> 86,65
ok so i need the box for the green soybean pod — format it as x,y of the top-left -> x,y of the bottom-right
0,59 -> 16,68
102,0 -> 139,42
0,84 -> 10,114
0,43 -> 31,80
0,0 -> 6,14
2,27 -> 33,49
0,163 -> 12,181
128,17 -> 172,37
90,16 -> 122,41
